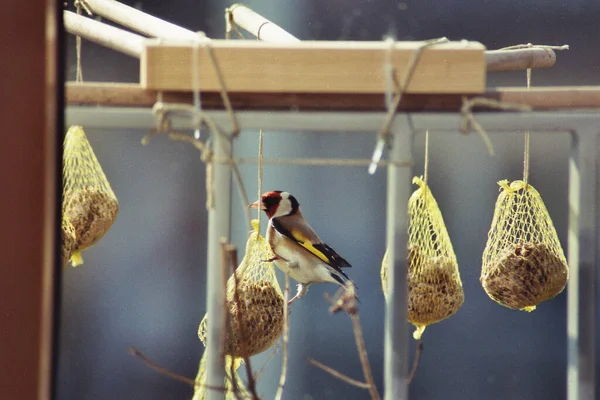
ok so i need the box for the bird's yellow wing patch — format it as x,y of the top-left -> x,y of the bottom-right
272,219 -> 330,264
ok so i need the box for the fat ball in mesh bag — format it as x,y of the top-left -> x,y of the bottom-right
198,220 -> 284,357
381,176 -> 464,340
481,180 -> 568,311
194,220 -> 284,400
62,126 -> 119,266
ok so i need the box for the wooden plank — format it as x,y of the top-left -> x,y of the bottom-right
67,82 -> 600,111
0,0 -> 58,400
140,40 -> 486,94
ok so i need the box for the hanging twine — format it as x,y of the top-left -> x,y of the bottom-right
369,37 -> 449,174
225,4 -> 246,40
523,68 -> 532,186
256,129 -> 264,232
460,97 -> 533,156
74,1 -> 84,82
499,43 -> 569,51
423,130 -> 430,186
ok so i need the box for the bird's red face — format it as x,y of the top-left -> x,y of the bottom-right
249,191 -> 299,219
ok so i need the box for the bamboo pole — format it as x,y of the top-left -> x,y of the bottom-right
225,4 -> 558,71
486,48 -> 556,72
65,8 -> 559,74
226,4 -> 300,42
64,11 -> 145,57
84,0 -> 206,42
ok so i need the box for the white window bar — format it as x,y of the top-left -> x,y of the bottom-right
66,107 -> 598,400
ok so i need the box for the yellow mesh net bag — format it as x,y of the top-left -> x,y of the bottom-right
62,125 -> 119,266
381,176 -> 464,340
61,216 -> 77,270
193,219 -> 284,400
480,179 -> 568,311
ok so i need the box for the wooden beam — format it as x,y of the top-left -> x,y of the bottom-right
0,0 -> 59,400
140,40 -> 486,94
66,82 -> 600,111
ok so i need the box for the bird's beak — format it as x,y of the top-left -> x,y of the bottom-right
249,200 -> 266,210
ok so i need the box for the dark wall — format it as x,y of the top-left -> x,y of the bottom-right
59,1 -> 599,399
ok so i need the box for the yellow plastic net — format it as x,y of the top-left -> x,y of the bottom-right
62,125 -> 119,266
193,219 -> 284,400
480,180 -> 568,311
193,353 -> 248,400
381,176 -> 464,340
61,216 -> 77,270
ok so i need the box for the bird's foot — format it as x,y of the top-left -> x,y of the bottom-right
288,283 -> 308,305
262,255 -> 286,263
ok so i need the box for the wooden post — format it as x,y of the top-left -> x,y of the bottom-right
0,1 -> 59,400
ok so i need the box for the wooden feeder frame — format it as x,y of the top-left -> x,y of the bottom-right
4,1 -> 597,400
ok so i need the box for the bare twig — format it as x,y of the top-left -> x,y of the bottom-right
228,245 -> 260,400
252,344 -> 280,383
129,347 -> 198,388
349,314 -> 379,399
313,283 -> 381,399
407,341 -> 424,384
274,273 -> 290,400
307,358 -> 371,389
228,355 -> 242,400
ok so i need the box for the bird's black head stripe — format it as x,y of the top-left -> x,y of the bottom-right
288,194 -> 300,215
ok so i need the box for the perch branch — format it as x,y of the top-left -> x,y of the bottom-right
329,284 -> 380,400
84,0 -> 204,42
307,358 -> 371,389
310,284 -> 381,399
228,245 -> 260,400
226,4 -> 300,43
407,341 -> 424,384
274,273 -> 290,400
64,10 -> 144,58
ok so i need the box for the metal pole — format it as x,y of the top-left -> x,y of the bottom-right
384,117 -> 412,400
567,130 -> 598,400
205,133 -> 232,400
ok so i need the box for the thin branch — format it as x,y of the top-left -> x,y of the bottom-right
228,245 -> 260,400
252,343 -> 280,383
307,358 -> 371,389
274,273 -> 290,400
130,347 -> 202,388
349,314 -> 380,399
407,341 -> 424,385
318,283 -> 381,399
228,355 -> 242,400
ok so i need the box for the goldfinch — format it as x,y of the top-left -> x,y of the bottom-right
249,191 -> 354,304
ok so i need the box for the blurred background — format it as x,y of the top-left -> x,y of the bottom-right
59,1 -> 599,399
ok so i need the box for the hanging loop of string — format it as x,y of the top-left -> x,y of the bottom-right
423,130 -> 430,186
523,68 -> 532,186
256,129 -> 264,234
74,0 -> 85,82
369,37 -> 449,175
